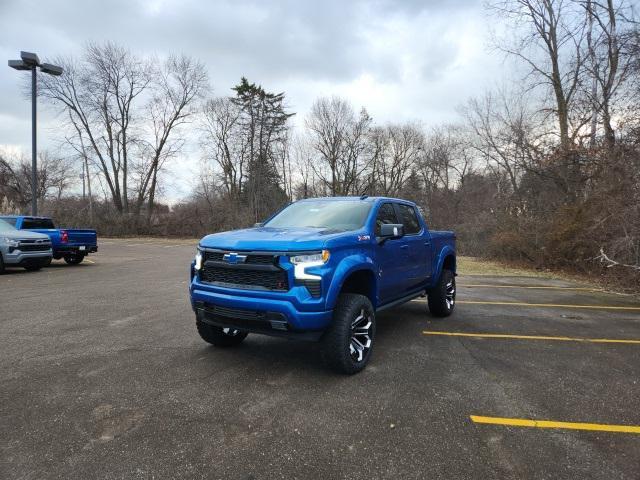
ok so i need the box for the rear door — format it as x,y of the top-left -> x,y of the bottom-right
394,203 -> 431,290
374,203 -> 409,304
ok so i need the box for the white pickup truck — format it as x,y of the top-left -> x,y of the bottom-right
0,218 -> 52,273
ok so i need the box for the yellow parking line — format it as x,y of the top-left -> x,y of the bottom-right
460,284 -> 602,292
470,415 -> 640,434
422,331 -> 640,344
84,259 -> 95,264
455,300 -> 640,311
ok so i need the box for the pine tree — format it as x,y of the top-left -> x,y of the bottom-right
231,78 -> 294,221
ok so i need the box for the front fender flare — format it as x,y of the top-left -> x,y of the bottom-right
325,254 -> 377,310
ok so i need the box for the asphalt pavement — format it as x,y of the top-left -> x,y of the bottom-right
1,239 -> 639,479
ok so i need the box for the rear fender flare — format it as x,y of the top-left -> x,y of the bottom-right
433,247 -> 456,283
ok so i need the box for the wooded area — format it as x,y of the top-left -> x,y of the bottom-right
1,0 -> 639,288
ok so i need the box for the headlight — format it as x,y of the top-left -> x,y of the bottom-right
194,248 -> 203,270
291,250 -> 330,280
290,250 -> 330,265
1,237 -> 20,248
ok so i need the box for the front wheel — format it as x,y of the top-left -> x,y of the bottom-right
196,319 -> 248,347
428,269 -> 456,317
64,254 -> 85,265
322,293 -> 376,374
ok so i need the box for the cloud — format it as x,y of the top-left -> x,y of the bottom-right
0,0 -> 503,200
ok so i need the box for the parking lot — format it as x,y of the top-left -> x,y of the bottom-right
1,238 -> 639,479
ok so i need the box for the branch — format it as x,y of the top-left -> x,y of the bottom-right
594,248 -> 640,271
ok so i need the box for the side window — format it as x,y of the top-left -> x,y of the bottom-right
375,203 -> 398,236
396,204 -> 421,235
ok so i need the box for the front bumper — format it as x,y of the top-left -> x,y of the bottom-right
190,282 -> 333,339
2,249 -> 52,266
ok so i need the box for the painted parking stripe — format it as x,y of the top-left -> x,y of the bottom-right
423,331 -> 640,344
460,284 -> 602,292
470,415 -> 640,434
456,300 -> 640,311
411,299 -> 640,311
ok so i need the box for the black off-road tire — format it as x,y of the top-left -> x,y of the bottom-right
64,254 -> 85,265
428,269 -> 456,317
0,255 -> 5,274
24,265 -> 43,271
196,319 -> 248,347
322,293 -> 376,375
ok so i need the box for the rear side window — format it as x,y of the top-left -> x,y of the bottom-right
22,218 -> 55,229
375,203 -> 398,236
396,204 -> 421,234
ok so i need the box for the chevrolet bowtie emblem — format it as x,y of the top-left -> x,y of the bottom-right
223,252 -> 247,264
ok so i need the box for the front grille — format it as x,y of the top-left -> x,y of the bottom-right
202,251 -> 277,265
18,243 -> 51,252
205,304 -> 267,321
200,250 -> 288,291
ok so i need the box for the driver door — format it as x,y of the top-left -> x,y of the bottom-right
374,203 -> 409,305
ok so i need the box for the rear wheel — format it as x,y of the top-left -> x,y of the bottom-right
24,264 -> 43,272
64,254 -> 85,265
0,255 -> 5,274
322,293 -> 375,374
428,269 -> 456,317
196,319 -> 248,347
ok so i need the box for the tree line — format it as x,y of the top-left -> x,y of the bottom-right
1,0 -> 638,288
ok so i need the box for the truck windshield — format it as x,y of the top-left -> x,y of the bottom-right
265,201 -> 372,231
0,219 -> 18,232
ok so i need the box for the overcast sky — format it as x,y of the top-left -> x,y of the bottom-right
0,0 -> 506,199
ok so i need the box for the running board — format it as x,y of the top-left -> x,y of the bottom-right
376,290 -> 426,313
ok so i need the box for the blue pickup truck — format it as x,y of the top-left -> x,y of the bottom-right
0,216 -> 98,265
189,196 -> 456,374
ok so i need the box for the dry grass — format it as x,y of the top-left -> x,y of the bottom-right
457,256 -> 559,278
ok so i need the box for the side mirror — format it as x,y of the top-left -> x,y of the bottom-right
253,222 -> 264,228
378,223 -> 404,244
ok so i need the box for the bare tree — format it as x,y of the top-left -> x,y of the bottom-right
489,0 -> 588,149
201,97 -> 245,199
40,43 -> 152,213
463,90 -> 540,197
370,123 -> 424,196
41,44 -> 207,224
306,97 -> 372,196
581,0 -> 636,147
0,150 -> 75,208
137,54 -> 209,222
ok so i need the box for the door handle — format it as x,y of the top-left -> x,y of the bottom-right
400,245 -> 409,250
424,241 -> 431,246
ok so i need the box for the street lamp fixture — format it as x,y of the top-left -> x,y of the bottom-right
8,51 -> 64,215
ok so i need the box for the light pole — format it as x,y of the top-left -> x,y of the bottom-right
8,51 -> 63,216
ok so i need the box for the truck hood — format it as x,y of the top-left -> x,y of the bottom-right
199,227 -> 342,251
0,229 -> 50,241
